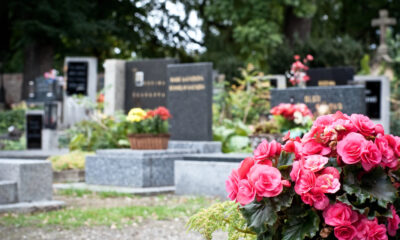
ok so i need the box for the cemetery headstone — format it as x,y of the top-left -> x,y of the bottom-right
26,111 -> 43,149
270,86 -> 366,115
104,59 -> 126,115
306,67 -> 354,86
2,74 -> 23,105
124,59 -> 178,112
167,63 -> 213,141
28,77 -> 62,102
353,76 -> 390,133
64,57 -> 98,102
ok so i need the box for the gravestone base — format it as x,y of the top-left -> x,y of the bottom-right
0,159 -> 64,213
85,149 -> 195,187
174,153 -> 250,198
168,140 -> 221,153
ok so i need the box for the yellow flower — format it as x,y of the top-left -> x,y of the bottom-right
127,108 -> 147,122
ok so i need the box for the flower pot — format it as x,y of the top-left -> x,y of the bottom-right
127,133 -> 170,150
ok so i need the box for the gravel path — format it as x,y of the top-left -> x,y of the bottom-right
0,219 -> 226,240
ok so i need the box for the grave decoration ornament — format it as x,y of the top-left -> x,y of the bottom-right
270,103 -> 313,137
188,112 -> 400,240
126,106 -> 171,149
287,54 -> 313,87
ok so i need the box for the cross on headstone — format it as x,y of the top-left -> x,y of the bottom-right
371,9 -> 397,62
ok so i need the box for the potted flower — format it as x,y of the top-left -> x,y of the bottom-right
126,106 -> 172,149
287,54 -> 313,88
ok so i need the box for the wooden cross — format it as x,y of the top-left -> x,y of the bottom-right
372,10 -> 396,48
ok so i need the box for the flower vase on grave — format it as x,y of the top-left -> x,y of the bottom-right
298,81 -> 306,88
126,107 -> 171,150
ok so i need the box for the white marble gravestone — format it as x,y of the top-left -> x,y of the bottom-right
103,59 -> 126,116
64,57 -> 98,101
354,75 -> 390,133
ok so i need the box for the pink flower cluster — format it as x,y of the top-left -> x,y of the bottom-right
323,202 -> 400,240
270,103 -> 313,120
285,112 -> 400,172
289,54 -> 313,85
226,140 -> 290,206
290,155 -> 340,210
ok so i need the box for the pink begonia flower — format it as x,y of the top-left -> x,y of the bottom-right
334,225 -> 357,240
375,124 -> 385,135
350,114 -> 375,136
319,167 -> 340,179
388,205 -> 400,237
314,173 -> 340,194
375,135 -> 397,169
301,191 -> 329,210
253,140 -> 281,164
360,141 -> 382,171
290,160 -> 301,181
323,202 -> 358,227
294,169 -> 316,195
337,132 -> 366,164
303,155 -> 329,172
225,169 -> 239,201
237,157 -> 255,179
248,164 -> 283,198
301,139 -> 331,156
236,179 -> 256,206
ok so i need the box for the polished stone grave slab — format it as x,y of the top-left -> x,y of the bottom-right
175,153 -> 249,198
85,149 -> 195,188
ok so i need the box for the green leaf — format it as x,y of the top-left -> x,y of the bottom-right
343,166 -> 396,208
240,188 -> 295,234
277,152 -> 295,168
282,209 -> 320,240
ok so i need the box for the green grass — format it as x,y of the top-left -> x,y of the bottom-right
56,189 -> 133,198
0,195 -> 214,228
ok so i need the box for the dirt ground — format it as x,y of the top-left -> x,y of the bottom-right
0,193 -> 227,240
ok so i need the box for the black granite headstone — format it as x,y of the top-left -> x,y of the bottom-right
67,61 -> 88,95
307,67 -> 354,86
167,63 -> 213,141
124,59 -> 178,112
28,77 -> 62,102
270,86 -> 366,115
26,112 -> 43,149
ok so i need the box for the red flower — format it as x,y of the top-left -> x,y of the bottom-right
294,55 -> 300,60
97,93 -> 104,103
154,106 -> 171,120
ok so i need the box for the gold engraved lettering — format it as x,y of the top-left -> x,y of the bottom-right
318,80 -> 336,86
304,95 -> 321,103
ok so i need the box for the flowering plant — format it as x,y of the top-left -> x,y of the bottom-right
126,106 -> 171,134
270,103 -> 313,137
224,112 -> 400,240
288,54 -> 313,86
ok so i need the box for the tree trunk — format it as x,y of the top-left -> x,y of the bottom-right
22,43 -> 54,99
283,7 -> 312,44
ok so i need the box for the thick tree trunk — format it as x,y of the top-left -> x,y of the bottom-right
283,7 -> 312,44
22,43 -> 54,99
